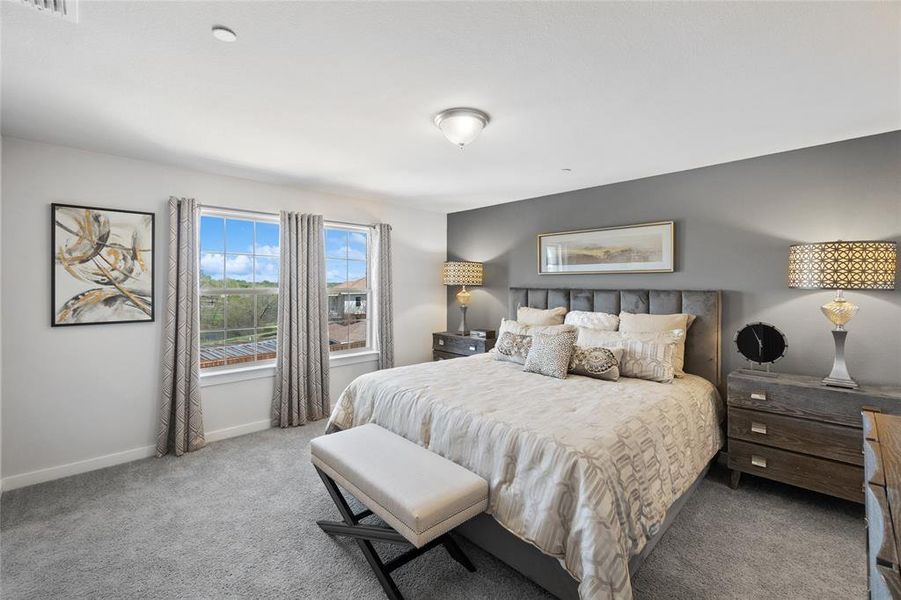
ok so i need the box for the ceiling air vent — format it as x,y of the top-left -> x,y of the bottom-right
21,0 -> 78,22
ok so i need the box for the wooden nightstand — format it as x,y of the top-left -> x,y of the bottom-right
727,370 -> 901,503
432,332 -> 496,361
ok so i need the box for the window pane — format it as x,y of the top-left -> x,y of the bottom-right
200,216 -> 224,252
225,294 -> 255,329
348,231 -> 367,261
325,229 -> 348,259
200,253 -> 225,289
200,295 -> 224,330
326,258 -> 348,288
347,260 -> 367,288
347,318 -> 368,350
328,320 -> 350,350
255,257 -> 279,288
223,329 -> 256,366
255,327 -> 277,361
256,294 -> 278,328
226,218 -> 254,254
255,222 -> 279,256
200,331 -> 226,369
225,254 -> 254,287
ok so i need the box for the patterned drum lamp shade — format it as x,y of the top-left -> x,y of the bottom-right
788,241 -> 896,290
787,240 -> 897,389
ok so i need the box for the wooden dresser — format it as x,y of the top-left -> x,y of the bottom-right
727,370 -> 901,503
432,332 -> 496,361
864,411 -> 901,599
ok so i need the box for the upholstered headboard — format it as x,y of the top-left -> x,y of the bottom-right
509,288 -> 722,386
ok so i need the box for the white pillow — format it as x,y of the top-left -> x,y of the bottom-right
564,310 -> 619,332
618,312 -> 696,377
498,319 -> 575,337
517,306 -> 567,326
575,328 -> 686,381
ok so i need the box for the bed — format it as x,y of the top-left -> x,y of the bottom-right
326,288 -> 724,600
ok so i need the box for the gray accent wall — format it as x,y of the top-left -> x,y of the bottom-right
447,131 -> 901,386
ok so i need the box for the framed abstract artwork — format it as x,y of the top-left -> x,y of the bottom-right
51,203 -> 155,326
537,221 -> 674,275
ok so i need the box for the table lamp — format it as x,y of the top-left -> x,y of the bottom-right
442,261 -> 483,335
788,240 -> 896,388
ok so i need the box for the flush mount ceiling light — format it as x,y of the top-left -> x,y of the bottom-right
212,25 -> 237,43
433,107 -> 490,149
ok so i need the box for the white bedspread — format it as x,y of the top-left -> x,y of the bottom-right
326,353 -> 723,600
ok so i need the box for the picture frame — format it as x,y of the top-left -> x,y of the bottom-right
537,221 -> 674,275
51,203 -> 155,326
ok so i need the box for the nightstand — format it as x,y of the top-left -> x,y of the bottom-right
727,370 -> 901,503
432,332 -> 495,361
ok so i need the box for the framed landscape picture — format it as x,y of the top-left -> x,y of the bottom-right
537,221 -> 674,275
52,203 -> 155,326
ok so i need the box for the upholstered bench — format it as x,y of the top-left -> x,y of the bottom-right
311,423 -> 489,600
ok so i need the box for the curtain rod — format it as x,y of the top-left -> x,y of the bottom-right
199,203 -> 376,229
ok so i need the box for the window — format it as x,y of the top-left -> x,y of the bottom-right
325,225 -> 371,353
199,213 -> 279,370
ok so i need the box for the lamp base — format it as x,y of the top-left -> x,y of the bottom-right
822,329 -> 858,389
458,305 -> 469,336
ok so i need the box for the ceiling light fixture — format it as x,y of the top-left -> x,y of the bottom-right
433,107 -> 490,149
212,25 -> 237,43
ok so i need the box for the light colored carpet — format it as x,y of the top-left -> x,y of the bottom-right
1,420 -> 865,600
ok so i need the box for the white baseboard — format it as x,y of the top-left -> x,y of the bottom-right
1,419 -> 273,492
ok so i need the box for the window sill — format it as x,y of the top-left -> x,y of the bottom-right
200,362 -> 276,388
330,349 -> 380,367
199,350 -> 380,387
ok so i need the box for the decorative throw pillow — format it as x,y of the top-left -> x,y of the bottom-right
568,346 -> 623,381
564,310 -> 619,332
617,337 -> 679,383
617,312 -> 696,377
523,329 -> 577,379
494,331 -> 533,365
498,319 -> 575,337
517,306 -> 567,326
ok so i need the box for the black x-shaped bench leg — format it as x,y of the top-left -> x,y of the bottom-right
315,467 -> 476,600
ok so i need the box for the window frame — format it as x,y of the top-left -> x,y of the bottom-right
198,208 -> 281,374
324,222 -> 377,357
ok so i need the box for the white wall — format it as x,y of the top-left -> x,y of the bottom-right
0,137 -> 446,489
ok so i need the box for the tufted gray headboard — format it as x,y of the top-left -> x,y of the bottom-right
509,288 -> 722,386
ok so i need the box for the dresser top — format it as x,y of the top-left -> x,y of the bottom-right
729,369 -> 901,401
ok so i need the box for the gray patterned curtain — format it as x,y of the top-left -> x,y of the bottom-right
156,197 -> 205,457
376,223 -> 394,370
272,212 -> 330,427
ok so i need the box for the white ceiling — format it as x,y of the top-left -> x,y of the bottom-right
3,2 -> 899,213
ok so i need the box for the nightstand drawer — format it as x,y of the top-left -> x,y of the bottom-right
432,333 -> 489,356
728,439 -> 863,503
728,408 -> 863,466
432,350 -> 459,361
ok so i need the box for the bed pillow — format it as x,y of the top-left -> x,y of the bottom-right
574,329 -> 684,383
498,319 -> 575,337
568,346 -> 623,381
617,336 -> 679,383
517,306 -> 567,326
617,312 -> 696,377
564,310 -> 619,332
494,331 -> 533,365
523,329 -> 577,379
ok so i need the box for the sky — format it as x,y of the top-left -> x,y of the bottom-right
199,216 -> 368,286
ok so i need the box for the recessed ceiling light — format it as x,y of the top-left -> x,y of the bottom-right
561,168 -> 572,173
433,108 -> 490,149
212,25 -> 237,43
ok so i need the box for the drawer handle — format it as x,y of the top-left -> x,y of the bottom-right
751,455 -> 767,468
750,392 -> 767,401
750,422 -> 768,435
438,339 -> 444,346
469,345 -> 476,351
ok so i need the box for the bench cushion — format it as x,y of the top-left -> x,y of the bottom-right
311,424 -> 489,547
